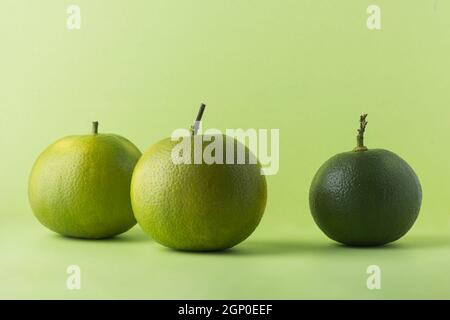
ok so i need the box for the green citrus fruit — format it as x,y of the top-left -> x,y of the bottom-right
29,122 -> 142,239
309,115 -> 422,246
131,107 -> 267,251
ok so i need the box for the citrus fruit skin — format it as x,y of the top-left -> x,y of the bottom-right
29,133 -> 142,239
130,135 -> 267,251
309,149 -> 422,246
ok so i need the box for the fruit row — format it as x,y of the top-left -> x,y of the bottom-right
29,106 -> 422,250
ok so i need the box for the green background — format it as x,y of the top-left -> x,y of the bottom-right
1,0 -> 449,299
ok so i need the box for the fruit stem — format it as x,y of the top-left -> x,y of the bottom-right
191,103 -> 206,135
92,121 -> 99,135
354,114 -> 368,152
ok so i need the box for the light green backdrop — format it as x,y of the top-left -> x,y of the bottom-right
1,0 -> 449,299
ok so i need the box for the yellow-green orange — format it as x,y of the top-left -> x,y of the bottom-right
131,135 -> 267,251
29,124 -> 142,239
